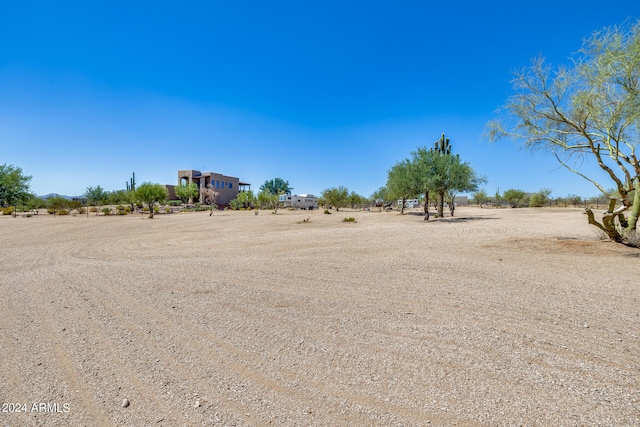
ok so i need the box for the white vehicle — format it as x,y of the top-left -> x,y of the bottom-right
279,194 -> 318,210
397,198 -> 420,208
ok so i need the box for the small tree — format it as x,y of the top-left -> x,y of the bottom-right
386,161 -> 416,214
257,190 -> 282,213
25,194 -> 47,215
135,182 -> 168,218
530,188 -> 552,207
473,189 -> 488,208
347,191 -> 367,209
503,189 -> 526,208
321,186 -> 349,211
566,194 -> 583,207
0,164 -> 32,217
236,190 -> 255,209
84,185 -> 108,216
175,182 -> 199,207
47,196 -> 69,217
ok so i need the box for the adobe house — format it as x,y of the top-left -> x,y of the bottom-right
177,170 -> 250,206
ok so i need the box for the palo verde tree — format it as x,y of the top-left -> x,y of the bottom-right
135,182 -> 168,218
487,21 -> 640,245
175,181 -> 199,207
444,160 -> 486,216
257,189 -> 283,213
412,134 -> 485,218
502,189 -> 527,208
321,186 -> 349,211
0,164 -> 32,217
472,188 -> 488,208
386,160 -> 416,214
84,185 -> 108,216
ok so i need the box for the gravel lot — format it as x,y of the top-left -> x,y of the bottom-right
1,207 -> 639,426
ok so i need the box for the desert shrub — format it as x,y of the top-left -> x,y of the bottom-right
342,217 -> 357,222
165,206 -> 171,213
168,200 -> 182,206
154,206 -> 160,213
90,207 -> 98,213
47,208 -> 55,215
229,199 -> 242,210
101,207 -> 111,215
25,213 -> 33,218
142,207 -> 149,212
323,209 -> 331,214
125,206 -> 132,213
2,207 -> 14,215
76,207 -> 85,214
57,209 -> 69,215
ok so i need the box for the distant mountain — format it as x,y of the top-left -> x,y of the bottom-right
39,193 -> 84,200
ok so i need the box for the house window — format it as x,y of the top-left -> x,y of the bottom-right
229,183 -> 232,189
216,181 -> 219,188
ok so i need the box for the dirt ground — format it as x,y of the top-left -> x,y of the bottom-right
1,207 -> 639,426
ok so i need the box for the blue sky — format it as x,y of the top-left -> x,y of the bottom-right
1,1 -> 639,198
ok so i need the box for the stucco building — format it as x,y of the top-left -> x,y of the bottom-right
176,170 -> 250,206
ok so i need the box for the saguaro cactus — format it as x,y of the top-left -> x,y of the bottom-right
433,133 -> 452,155
126,172 -> 136,191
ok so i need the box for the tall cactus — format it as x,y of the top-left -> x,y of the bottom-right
433,133 -> 452,155
126,172 -> 136,191
432,133 -> 455,217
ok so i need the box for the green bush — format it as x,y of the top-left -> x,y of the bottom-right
2,207 -> 14,215
57,209 -> 69,215
342,217 -> 357,222
229,199 -> 242,210
101,207 -> 111,215
47,208 -> 55,215
323,209 -> 331,214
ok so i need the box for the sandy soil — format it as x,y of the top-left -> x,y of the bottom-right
1,206 -> 639,426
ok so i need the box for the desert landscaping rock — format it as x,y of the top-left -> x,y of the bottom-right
1,207 -> 639,426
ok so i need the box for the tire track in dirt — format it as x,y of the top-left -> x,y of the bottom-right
73,262 -> 475,427
188,265 -> 640,417
0,275 -> 34,406
20,277 -> 113,426
195,262 -> 639,375
49,264 -> 268,427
